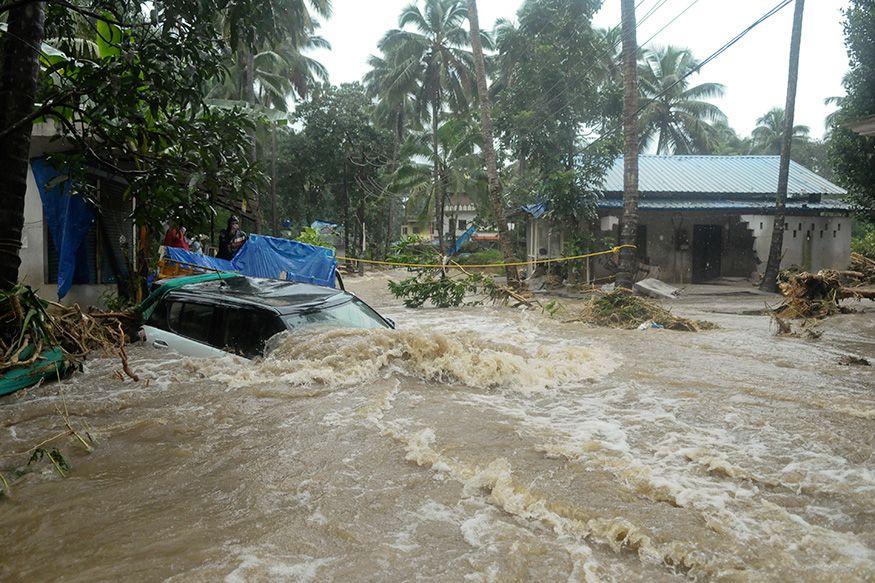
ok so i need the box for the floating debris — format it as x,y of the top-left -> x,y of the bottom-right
837,355 -> 870,367
774,270 -> 875,319
572,290 -> 716,332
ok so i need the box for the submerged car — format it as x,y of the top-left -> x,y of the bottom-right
141,274 -> 394,359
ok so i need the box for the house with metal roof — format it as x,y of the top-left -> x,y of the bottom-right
519,155 -> 852,284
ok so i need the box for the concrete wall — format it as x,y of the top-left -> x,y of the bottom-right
741,214 -> 853,274
589,210 -> 853,283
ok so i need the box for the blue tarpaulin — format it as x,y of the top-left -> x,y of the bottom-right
449,225 -> 477,256
519,202 -> 549,219
31,157 -> 96,299
164,235 -> 337,288
232,235 -> 337,288
163,247 -> 235,273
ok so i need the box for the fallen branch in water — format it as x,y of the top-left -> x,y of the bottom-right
1,284 -> 141,383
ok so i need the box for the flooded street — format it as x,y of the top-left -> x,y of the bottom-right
1,273 -> 874,581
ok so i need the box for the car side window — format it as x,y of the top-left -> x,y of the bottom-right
168,301 -> 216,345
222,307 -> 285,358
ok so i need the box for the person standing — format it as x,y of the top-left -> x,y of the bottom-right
162,222 -> 189,251
217,215 -> 247,260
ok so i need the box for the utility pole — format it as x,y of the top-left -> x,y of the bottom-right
466,0 -> 521,288
617,0 -> 640,290
760,0 -> 805,293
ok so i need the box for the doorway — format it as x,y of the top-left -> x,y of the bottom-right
692,225 -> 722,282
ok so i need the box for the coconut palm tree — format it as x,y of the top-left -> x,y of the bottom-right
210,31 -> 330,110
391,117 -> 487,244
751,107 -> 810,154
363,53 -> 421,147
377,0 -> 486,253
638,46 -> 727,154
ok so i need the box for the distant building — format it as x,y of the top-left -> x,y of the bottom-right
402,195 -> 504,244
517,155 -> 852,284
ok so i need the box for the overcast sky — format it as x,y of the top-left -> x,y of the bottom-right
310,0 -> 849,140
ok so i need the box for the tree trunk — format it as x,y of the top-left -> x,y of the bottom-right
270,124 -> 278,236
467,0 -> 521,287
431,97 -> 445,255
0,1 -> 45,289
616,0 -> 640,290
760,0 -> 805,293
242,49 -> 261,234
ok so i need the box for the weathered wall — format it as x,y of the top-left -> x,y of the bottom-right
741,214 -> 853,274
586,210 -> 852,283
595,211 -> 758,283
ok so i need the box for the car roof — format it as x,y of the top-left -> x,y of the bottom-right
164,275 -> 346,314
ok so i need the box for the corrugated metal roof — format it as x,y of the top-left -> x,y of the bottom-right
599,156 -> 846,196
596,198 -> 851,211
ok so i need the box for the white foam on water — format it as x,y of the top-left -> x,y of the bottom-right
185,328 -> 617,394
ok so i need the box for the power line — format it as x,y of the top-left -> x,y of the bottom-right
638,0 -> 705,48
578,0 -> 795,158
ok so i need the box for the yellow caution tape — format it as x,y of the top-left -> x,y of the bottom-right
336,245 -> 636,270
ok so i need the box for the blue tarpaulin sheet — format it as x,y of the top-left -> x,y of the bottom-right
232,235 -> 337,288
449,225 -> 477,256
164,235 -> 337,288
31,157 -> 96,299
163,247 -> 235,272
520,202 -> 549,219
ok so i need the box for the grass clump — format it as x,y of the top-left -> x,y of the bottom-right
575,290 -> 717,332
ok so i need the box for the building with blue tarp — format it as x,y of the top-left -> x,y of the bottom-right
19,122 -> 135,305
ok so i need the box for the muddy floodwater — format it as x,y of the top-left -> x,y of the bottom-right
1,273 -> 874,581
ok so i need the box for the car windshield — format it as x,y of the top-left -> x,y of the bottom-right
283,298 -> 388,331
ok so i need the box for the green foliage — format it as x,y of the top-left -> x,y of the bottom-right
852,224 -> 875,257
294,227 -> 335,250
579,291 -> 716,331
638,46 -> 727,154
387,236 -> 441,265
493,0 -> 620,226
277,83 -> 395,257
827,0 -> 875,223
750,108 -> 810,154
388,272 -> 484,308
457,248 -> 503,265
28,447 -> 70,477
25,1 -> 280,234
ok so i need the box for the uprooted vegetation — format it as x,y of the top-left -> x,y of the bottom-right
570,290 -> 717,332
1,284 -> 140,380
773,269 -> 875,319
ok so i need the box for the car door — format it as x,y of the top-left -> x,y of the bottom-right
219,306 -> 286,358
143,299 -> 226,358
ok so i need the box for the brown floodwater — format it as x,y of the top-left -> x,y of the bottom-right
1,274 -> 873,582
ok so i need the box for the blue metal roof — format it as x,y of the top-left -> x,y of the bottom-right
600,155 -> 846,196
596,198 -> 852,212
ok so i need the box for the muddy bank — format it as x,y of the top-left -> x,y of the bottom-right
1,272 -> 873,581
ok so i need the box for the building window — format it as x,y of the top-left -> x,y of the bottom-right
798,223 -> 802,231
792,230 -> 797,238
838,223 -> 841,231
458,219 -> 467,230
401,226 -> 408,235
833,231 -> 837,238
759,222 -> 763,230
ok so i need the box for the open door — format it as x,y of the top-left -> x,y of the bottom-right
692,225 -> 722,282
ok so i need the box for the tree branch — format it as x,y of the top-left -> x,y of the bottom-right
0,89 -> 77,141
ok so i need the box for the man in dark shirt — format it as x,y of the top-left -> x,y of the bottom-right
217,216 -> 247,260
